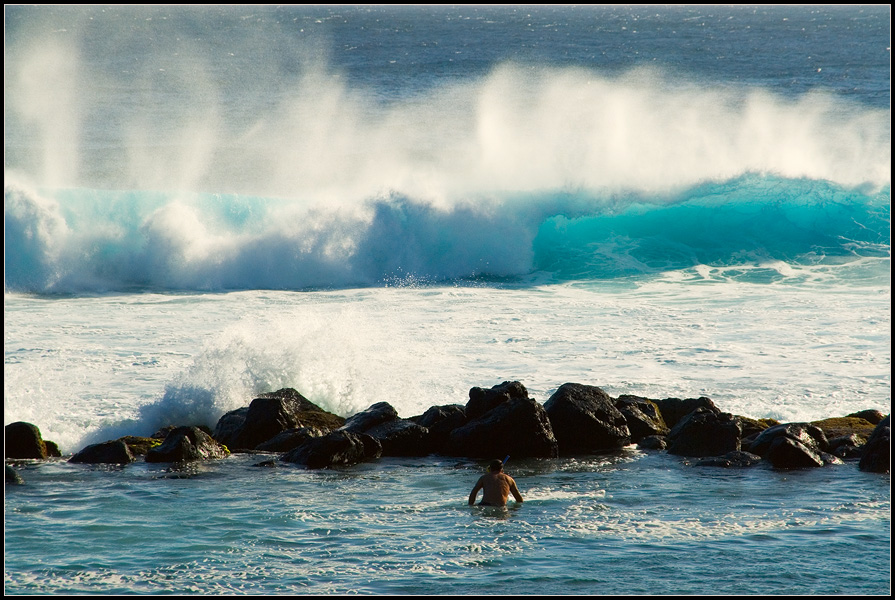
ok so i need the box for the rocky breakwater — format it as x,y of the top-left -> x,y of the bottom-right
6,383 -> 890,484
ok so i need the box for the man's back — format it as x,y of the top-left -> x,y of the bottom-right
469,469 -> 523,506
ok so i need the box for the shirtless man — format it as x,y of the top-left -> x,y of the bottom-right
468,459 -> 524,507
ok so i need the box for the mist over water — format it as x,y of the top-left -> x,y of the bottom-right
5,6 -> 890,197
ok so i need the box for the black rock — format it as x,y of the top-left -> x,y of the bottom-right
281,430 -> 382,469
69,440 -> 136,464
859,415 -> 890,473
637,435 -> 667,450
652,397 -> 719,429
339,401 -> 399,434
466,381 -> 529,421
766,436 -> 826,469
747,423 -> 829,457
666,407 -> 742,458
695,451 -> 763,468
214,388 -> 344,451
544,383 -> 630,454
615,396 -> 669,443
827,434 -> 866,460
446,396 -> 558,458
364,419 -> 431,456
5,421 -> 49,459
410,404 -> 466,453
6,465 -> 25,485
255,427 -> 327,452
146,426 -> 229,463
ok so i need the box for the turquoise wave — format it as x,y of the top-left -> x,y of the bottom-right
4,175 -> 890,293
533,175 -> 890,281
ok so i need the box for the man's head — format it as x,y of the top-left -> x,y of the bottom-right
489,459 -> 503,473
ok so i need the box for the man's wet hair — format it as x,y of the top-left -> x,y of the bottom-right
489,459 -> 503,472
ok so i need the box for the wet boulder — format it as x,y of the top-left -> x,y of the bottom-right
746,423 -> 839,469
281,430 -> 382,469
859,415 -> 890,473
544,383 -> 630,454
212,407 -> 249,444
255,427 -> 327,453
746,423 -> 829,457
666,407 -> 742,457
339,401 -> 400,434
364,420 -> 430,457
615,396 -> 668,443
827,434 -> 866,460
694,450 -> 763,468
44,440 -> 62,457
410,404 -> 466,453
637,435 -> 667,450
145,426 -> 229,463
652,396 -> 718,429
214,388 -> 344,451
339,402 -> 430,456
846,409 -> 886,425
69,440 -> 135,464
766,436 -> 841,469
736,416 -> 777,441
5,421 -> 54,459
466,381 -> 529,421
446,396 -> 558,458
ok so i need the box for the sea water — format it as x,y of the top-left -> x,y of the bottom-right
4,5 -> 890,595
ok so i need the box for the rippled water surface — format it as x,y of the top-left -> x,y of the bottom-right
5,453 -> 890,595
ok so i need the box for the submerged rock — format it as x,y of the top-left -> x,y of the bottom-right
6,465 -> 25,485
145,426 -> 229,463
544,383 -> 630,454
694,451 -> 763,468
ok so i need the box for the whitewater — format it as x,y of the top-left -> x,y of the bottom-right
5,5 -> 890,595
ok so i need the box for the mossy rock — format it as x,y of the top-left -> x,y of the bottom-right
809,417 -> 876,440
117,436 -> 163,456
737,416 -> 774,439
296,410 -> 346,431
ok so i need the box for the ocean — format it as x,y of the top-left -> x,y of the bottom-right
4,5 -> 890,595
